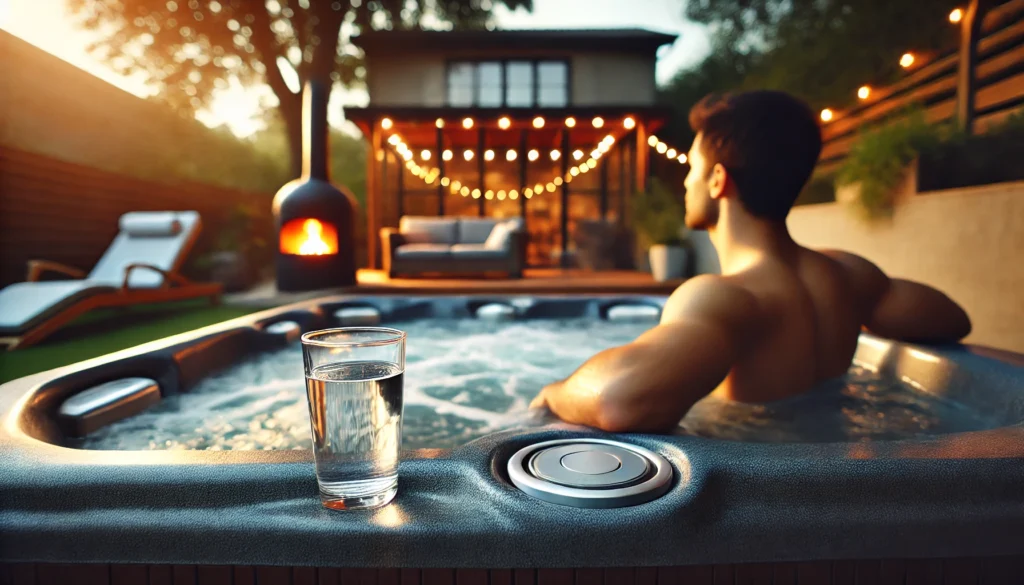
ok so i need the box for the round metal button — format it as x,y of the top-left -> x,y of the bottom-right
530,443 -> 649,488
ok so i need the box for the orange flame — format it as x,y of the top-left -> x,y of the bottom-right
280,218 -> 338,256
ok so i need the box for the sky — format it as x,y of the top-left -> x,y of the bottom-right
0,0 -> 710,138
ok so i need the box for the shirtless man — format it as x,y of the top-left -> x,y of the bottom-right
530,90 -> 971,433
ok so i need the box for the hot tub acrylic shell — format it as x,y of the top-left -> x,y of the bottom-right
1,295 -> 1023,582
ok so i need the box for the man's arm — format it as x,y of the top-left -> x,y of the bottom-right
820,250 -> 972,343
531,276 -> 762,433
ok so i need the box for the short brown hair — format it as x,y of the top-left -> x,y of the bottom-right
689,91 -> 822,221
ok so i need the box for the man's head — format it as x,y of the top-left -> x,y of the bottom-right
683,91 -> 822,230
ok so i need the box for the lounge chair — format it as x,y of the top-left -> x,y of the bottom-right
0,211 -> 222,350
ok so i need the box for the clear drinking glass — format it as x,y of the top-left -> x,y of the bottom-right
300,327 -> 406,510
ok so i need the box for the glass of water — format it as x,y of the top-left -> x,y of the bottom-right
300,327 -> 406,510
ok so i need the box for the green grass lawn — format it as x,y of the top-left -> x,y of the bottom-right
0,300 -> 258,384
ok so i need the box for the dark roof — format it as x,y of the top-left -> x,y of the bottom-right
356,28 -> 678,54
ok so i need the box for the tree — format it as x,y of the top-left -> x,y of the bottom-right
70,0 -> 532,176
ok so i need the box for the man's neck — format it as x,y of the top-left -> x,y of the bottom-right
708,202 -> 797,275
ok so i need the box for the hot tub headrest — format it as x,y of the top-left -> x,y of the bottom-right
119,212 -> 184,238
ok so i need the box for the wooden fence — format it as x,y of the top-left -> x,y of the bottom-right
818,0 -> 1024,174
0,147 -> 273,288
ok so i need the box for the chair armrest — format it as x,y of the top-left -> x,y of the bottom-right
27,260 -> 87,282
380,228 -> 405,273
121,263 -> 190,290
508,230 -> 528,269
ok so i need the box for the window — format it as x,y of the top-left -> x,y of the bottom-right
446,60 -> 568,107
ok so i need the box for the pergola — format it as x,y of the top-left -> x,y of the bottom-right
348,106 -> 670,269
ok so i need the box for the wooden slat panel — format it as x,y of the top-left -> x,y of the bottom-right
903,559 -> 942,585
149,566 -> 174,585
733,563 -> 773,585
633,568 -> 656,585
233,566 -> 256,585
172,565 -> 197,585
654,567 -> 678,585
980,556 -> 1023,585
423,569 -> 454,585
830,560 -> 856,585
318,568 -> 340,585
942,558 -> 979,585
876,559 -> 905,585
196,566 -> 232,585
456,569 -> 488,585
36,564 -> 109,585
110,565 -> 148,585
575,568 -> 602,585
676,565 -> 713,585
852,560 -> 880,584
255,566 -> 292,585
293,567 -> 318,585
795,561 -> 832,584
603,569 -> 633,585
513,570 -> 535,585
537,569 -> 573,585
711,565 -> 733,585
379,569 -> 400,585
400,569 -> 422,585
4,564 -> 35,585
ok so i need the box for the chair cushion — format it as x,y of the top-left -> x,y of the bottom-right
394,243 -> 451,261
457,218 -> 500,244
90,211 -> 201,287
0,281 -> 115,333
399,217 -> 458,245
119,212 -> 183,237
450,244 -> 510,261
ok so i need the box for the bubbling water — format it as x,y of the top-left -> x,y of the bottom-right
75,319 -> 999,451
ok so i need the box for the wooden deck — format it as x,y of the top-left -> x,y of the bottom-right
225,269 -> 682,309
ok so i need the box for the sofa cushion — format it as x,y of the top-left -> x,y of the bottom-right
399,217 -> 458,245
394,243 -> 451,261
450,244 -> 510,261
484,220 -> 518,250
457,218 -> 500,244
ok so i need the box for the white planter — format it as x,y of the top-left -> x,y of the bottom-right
648,245 -> 687,282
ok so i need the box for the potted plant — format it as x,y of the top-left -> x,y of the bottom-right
837,108 -> 941,221
631,178 -> 689,282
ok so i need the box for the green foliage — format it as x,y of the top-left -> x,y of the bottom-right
918,108 -> 1024,191
837,109 -> 942,219
631,178 -> 688,248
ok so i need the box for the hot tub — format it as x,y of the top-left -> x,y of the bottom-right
1,294 -> 1023,585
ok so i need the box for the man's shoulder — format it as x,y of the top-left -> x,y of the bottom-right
662,274 -> 760,325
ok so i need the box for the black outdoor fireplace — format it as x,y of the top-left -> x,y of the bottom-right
272,80 -> 357,292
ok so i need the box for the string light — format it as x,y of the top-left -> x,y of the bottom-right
949,8 -> 963,23
528,149 -> 539,162
534,183 -> 544,193
573,150 -> 584,160
656,142 -> 667,154
533,116 -> 545,129
442,149 -> 453,161
857,86 -> 871,100
900,53 -> 915,68
440,177 -> 450,187
820,108 -> 834,122
553,177 -> 563,186
463,149 -> 474,161
647,135 -> 658,147
623,117 -> 636,130
462,117 -> 474,129
506,149 -> 517,162
435,118 -> 445,129
590,149 -> 601,159
484,149 -> 495,161
545,183 -> 556,193
388,135 -> 401,146
497,190 -> 506,200
420,150 -> 431,161
484,190 -> 494,200
678,153 -> 687,164
550,150 -> 561,161
381,118 -> 393,130
498,116 -> 511,130
592,117 -> 604,128
569,167 -> 580,177
402,151 -> 412,161
565,117 -> 576,128
524,188 -> 534,199
471,188 -> 481,199
461,186 -> 470,196
666,148 -> 677,159
509,189 -> 519,200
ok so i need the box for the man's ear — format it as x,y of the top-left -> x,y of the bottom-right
709,163 -> 729,199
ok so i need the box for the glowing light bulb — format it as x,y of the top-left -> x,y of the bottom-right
509,190 -> 519,200
857,86 -> 871,100
442,149 -> 453,161
586,158 -> 597,169
533,116 -> 545,129
471,188 -> 481,199
452,180 -> 462,191
666,148 -> 677,159
553,177 -> 563,186
820,108 -> 834,122
498,116 -> 511,130
623,116 -> 636,129
572,150 -> 583,160
440,177 -> 450,187
565,117 -> 576,128
497,190 -> 506,200
402,151 -> 413,161
484,190 -> 494,200
534,183 -> 543,194
463,117 -> 474,129
678,153 -> 688,164
546,182 -> 556,193
525,189 -> 533,199
506,149 -> 517,162
388,135 -> 400,146
435,118 -> 445,128
550,150 -> 561,161
381,118 -> 393,130
591,149 -> 601,159
900,53 -> 915,68
656,142 -> 667,154
570,167 -> 580,177
463,149 -> 474,161
461,186 -> 470,196
592,117 -> 604,128
484,149 -> 495,161
421,150 -> 431,161
528,149 -> 539,162
647,135 -> 658,147
949,8 -> 963,23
